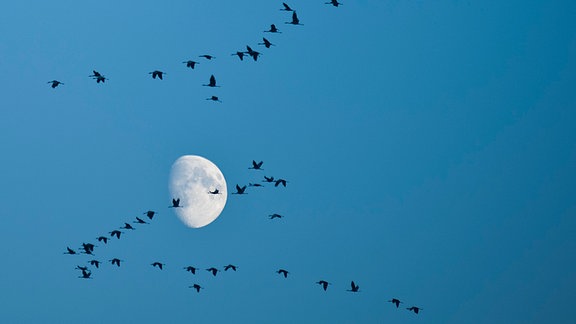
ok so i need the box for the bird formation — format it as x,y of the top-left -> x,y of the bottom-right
58,1 -> 425,318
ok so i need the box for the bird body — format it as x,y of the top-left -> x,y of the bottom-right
144,210 -> 157,219
189,284 -> 203,292
277,269 -> 289,278
48,80 -> 63,88
206,96 -> 222,102
89,260 -> 101,268
109,258 -> 122,267
109,230 -> 123,239
233,184 -> 247,195
184,266 -> 198,274
407,306 -> 422,314
269,213 -> 283,219
149,70 -> 165,80
224,264 -> 238,271
79,269 -> 92,279
199,54 -> 215,60
388,298 -> 402,308
183,60 -> 199,69
249,160 -> 264,170
275,179 -> 288,187
232,51 -> 246,61
134,217 -> 148,224
170,198 -> 181,208
281,2 -> 294,11
286,11 -> 303,25
96,236 -> 109,244
203,75 -> 219,87
151,262 -> 164,270
325,0 -> 342,6
263,176 -> 275,183
206,267 -> 219,276
317,280 -> 331,291
348,281 -> 360,292
259,38 -> 275,48
265,24 -> 281,33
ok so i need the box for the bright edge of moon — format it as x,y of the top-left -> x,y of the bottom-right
169,155 -> 227,228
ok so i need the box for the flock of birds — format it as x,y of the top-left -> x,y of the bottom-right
59,0 -> 424,318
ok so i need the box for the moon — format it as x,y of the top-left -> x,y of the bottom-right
168,155 -> 227,228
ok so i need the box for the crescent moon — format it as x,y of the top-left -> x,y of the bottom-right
168,155 -> 227,228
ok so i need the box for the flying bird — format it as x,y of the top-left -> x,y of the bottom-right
281,2 -> 294,11
170,198 -> 182,208
96,236 -> 109,244
109,258 -> 123,267
133,217 -> 148,224
199,54 -> 215,60
189,284 -> 203,292
79,269 -> 92,279
232,51 -> 246,61
317,280 -> 331,291
203,75 -> 219,87
245,46 -> 262,61
325,0 -> 342,6
89,260 -> 101,268
407,306 -> 422,314
249,160 -> 264,170
264,24 -> 281,33
388,298 -> 402,308
206,96 -> 222,103
206,267 -> 219,276
285,11 -> 303,25
149,70 -> 166,80
232,184 -> 247,195
276,269 -> 289,278
109,230 -> 123,239
151,262 -> 164,270
269,213 -> 283,219
274,179 -> 288,187
208,189 -> 221,194
183,60 -> 199,69
80,243 -> 96,255
259,38 -> 275,48
76,265 -> 89,271
263,176 -> 275,183
47,80 -> 63,88
89,70 -> 107,83
121,223 -> 135,230
184,266 -> 198,274
144,210 -> 157,219
249,183 -> 264,187
224,264 -> 238,272
347,281 -> 360,292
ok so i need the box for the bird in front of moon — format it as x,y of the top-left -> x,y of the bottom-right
169,155 -> 227,228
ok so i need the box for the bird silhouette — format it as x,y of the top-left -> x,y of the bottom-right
388,298 -> 402,308
89,70 -> 107,83
317,280 -> 331,291
149,70 -> 166,80
347,281 -> 360,292
232,51 -> 246,61
264,24 -> 281,33
109,230 -> 123,239
249,183 -> 264,187
263,176 -> 275,183
134,217 -> 148,224
245,46 -> 262,61
47,80 -> 63,88
325,0 -> 342,7
189,284 -> 203,292
277,269 -> 289,278
224,264 -> 238,271
109,258 -> 123,267
249,160 -> 264,170
170,198 -> 182,208
184,266 -> 198,274
274,179 -> 288,187
121,223 -> 135,230
89,260 -> 101,268
206,96 -> 222,103
269,213 -> 283,219
286,11 -> 303,25
281,2 -> 294,11
144,210 -> 157,219
76,265 -> 89,271
203,75 -> 219,87
183,60 -> 199,69
208,189 -> 221,194
199,54 -> 215,60
79,269 -> 92,279
232,184 -> 247,195
259,38 -> 275,48
96,236 -> 109,244
80,243 -> 96,255
206,267 -> 219,276
407,306 -> 422,314
151,262 -> 164,270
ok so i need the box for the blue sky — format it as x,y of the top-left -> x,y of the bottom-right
0,0 -> 575,323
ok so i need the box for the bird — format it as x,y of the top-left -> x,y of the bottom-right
76,265 -> 89,271
183,60 -> 199,69
232,51 -> 246,61
170,198 -> 182,208
388,298 -> 402,308
245,46 -> 262,61
189,284 -> 203,292
249,183 -> 264,187
325,0 -> 342,7
249,160 -> 264,170
203,75 -> 219,87
269,213 -> 283,219
109,258 -> 122,267
259,38 -> 275,48
285,11 -> 303,25
281,2 -> 294,11
208,189 -> 221,194
206,96 -> 222,103
79,269 -> 92,279
89,70 -> 107,83
64,247 -> 76,255
109,230 -> 123,239
144,210 -> 157,219
232,184 -> 247,195
276,269 -> 289,278
263,176 -> 275,183
133,217 -> 148,224
206,267 -> 219,276
184,266 -> 198,274
151,262 -> 164,270
347,281 -> 360,292
224,264 -> 238,271
199,54 -> 215,60
264,24 -> 281,33
96,236 -> 109,244
275,179 -> 288,187
317,280 -> 331,291
149,70 -> 166,80
80,243 -> 96,255
94,75 -> 106,83
407,306 -> 422,314
47,80 -> 63,88
89,260 -> 101,268
121,223 -> 135,230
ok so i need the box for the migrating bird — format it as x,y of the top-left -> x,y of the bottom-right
76,265 -> 89,271
184,266 -> 198,274
80,243 -> 96,255
388,298 -> 402,308
232,184 -> 247,195
264,24 -> 281,33
133,217 -> 148,224
208,188 -> 221,194
286,11 -> 303,25
206,96 -> 222,103
96,236 -> 109,244
325,0 -> 342,7
224,264 -> 238,272
276,269 -> 289,278
79,269 -> 92,279
149,70 -> 166,80
249,160 -> 264,170
189,284 -> 203,292
206,267 -> 219,276
170,198 -> 182,208
151,262 -> 164,270
275,179 -> 288,187
249,183 -> 264,187
232,51 -> 246,61
47,80 -> 63,88
121,223 -> 135,230
347,281 -> 360,292
269,213 -> 283,219
89,70 -> 107,83
203,75 -> 219,87
407,306 -> 422,314
109,258 -> 123,267
259,38 -> 275,48
109,230 -> 123,239
144,210 -> 157,219
183,60 -> 199,69
263,176 -> 275,183
245,46 -> 262,61
199,54 -> 215,60
281,2 -> 294,11
317,280 -> 331,291
89,260 -> 101,268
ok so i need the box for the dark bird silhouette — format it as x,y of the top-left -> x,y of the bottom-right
151,262 -> 164,270
109,258 -> 122,267
264,24 -> 281,33
64,247 -> 76,254
275,179 -> 288,187
184,266 -> 198,274
259,38 -> 275,48
95,75 -> 106,83
263,176 -> 275,183
269,213 -> 283,219
203,75 -> 219,87
189,284 -> 203,292
109,230 -> 123,239
249,183 -> 264,187
89,260 -> 101,268
76,265 -> 89,271
317,280 -> 331,291
121,223 -> 135,230
388,298 -> 402,308
245,46 -> 262,61
80,243 -> 96,255
183,60 -> 199,69
286,11 -> 303,25
48,80 -> 63,88
224,264 -> 238,271
277,269 -> 289,278
232,51 -> 246,61
199,54 -> 215,60
90,70 -> 102,78
96,236 -> 109,244
407,306 -> 422,314
347,281 -> 360,292
144,210 -> 157,219
79,269 -> 92,279
170,198 -> 182,208
133,217 -> 148,224
325,0 -> 342,7
206,96 -> 222,103
208,189 -> 221,194
281,2 -> 294,11
232,184 -> 247,195
249,160 -> 264,170
206,267 -> 219,276
149,70 -> 166,80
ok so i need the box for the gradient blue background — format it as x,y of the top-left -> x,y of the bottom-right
1,1 -> 575,323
